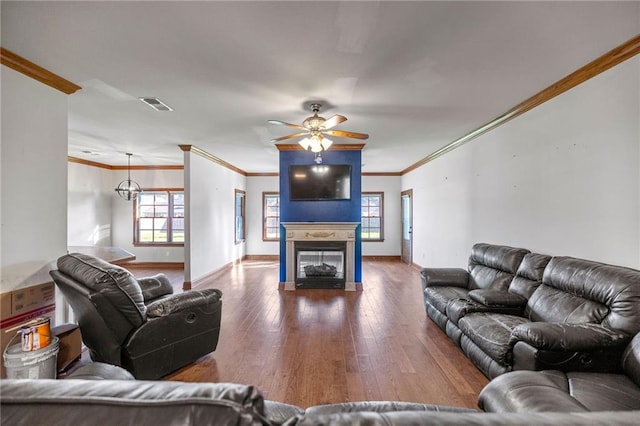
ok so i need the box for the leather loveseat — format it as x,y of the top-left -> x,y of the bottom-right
421,243 -> 640,379
50,253 -> 223,379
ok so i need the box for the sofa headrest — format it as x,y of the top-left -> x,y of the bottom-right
468,243 -> 530,291
57,253 -> 146,327
469,244 -> 530,274
509,253 -> 552,300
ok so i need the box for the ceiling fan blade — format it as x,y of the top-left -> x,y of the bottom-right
324,129 -> 369,140
271,132 -> 309,142
267,120 -> 307,130
321,114 -> 347,130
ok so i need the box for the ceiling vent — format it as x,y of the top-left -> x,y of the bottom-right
139,97 -> 173,112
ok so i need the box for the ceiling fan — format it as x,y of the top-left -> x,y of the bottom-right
268,103 -> 369,153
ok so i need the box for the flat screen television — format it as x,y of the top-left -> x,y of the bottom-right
289,164 -> 351,201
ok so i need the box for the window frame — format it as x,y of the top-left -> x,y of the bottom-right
235,189 -> 246,244
262,192 -> 280,241
133,188 -> 184,246
361,191 -> 384,242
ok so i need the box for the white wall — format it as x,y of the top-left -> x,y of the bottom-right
185,151 -> 246,283
1,67 -> 69,324
362,175 -> 402,256
403,56 -> 640,270
111,168 -> 184,262
244,174 -> 403,257
68,162 -> 113,247
246,175 -> 279,255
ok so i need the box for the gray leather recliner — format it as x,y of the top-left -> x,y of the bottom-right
50,253 -> 223,379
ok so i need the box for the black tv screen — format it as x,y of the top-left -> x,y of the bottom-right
289,164 -> 351,201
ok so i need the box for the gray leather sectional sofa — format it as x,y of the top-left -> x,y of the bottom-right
421,243 -> 640,379
2,359 -> 639,425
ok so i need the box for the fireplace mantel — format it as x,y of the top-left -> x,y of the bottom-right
280,222 -> 361,291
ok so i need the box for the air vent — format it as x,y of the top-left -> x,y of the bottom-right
139,97 -> 173,112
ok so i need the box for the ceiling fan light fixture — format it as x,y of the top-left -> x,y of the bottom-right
268,102 -> 368,154
321,136 -> 333,150
299,137 -> 311,150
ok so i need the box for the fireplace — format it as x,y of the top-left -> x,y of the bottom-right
295,241 -> 346,289
280,222 -> 361,291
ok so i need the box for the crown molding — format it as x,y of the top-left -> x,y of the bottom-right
68,156 -> 183,170
247,172 -> 279,177
363,172 -> 402,177
1,47 -> 81,95
179,145 -> 247,176
402,33 -> 640,175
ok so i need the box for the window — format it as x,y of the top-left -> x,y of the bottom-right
361,192 -> 384,241
235,189 -> 246,244
263,192 -> 280,241
134,189 -> 184,245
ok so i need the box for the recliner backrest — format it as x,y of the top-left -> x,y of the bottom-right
527,257 -> 640,335
467,243 -> 530,291
57,253 -> 147,331
508,253 -> 552,317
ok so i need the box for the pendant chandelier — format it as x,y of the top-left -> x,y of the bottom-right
115,153 -> 142,200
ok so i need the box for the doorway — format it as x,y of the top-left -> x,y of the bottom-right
401,189 -> 413,265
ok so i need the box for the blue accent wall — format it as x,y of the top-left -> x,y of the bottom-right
279,149 -> 362,283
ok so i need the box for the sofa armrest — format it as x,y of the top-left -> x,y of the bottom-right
510,322 -> 630,351
420,268 -> 469,289
146,289 -> 222,318
468,289 -> 526,308
138,273 -> 174,302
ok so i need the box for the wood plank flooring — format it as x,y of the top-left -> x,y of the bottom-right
130,259 -> 489,409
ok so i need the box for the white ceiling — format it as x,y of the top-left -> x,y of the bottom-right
2,1 -> 638,173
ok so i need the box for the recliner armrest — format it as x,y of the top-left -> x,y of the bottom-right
138,273 -> 174,302
510,322 -> 630,351
421,268 -> 469,289
146,289 -> 223,318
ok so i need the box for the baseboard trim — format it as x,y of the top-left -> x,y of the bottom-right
362,255 -> 402,262
244,255 -> 279,261
191,262 -> 234,289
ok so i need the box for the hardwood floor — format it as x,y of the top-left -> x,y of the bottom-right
130,259 -> 489,409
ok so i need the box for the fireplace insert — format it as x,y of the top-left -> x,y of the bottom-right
294,241 -> 346,289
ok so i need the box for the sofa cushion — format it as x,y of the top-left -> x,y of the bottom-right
57,253 -> 146,326
468,243 -> 529,290
478,369 -> 640,413
1,379 -> 267,426
527,285 -> 608,324
565,372 -> 640,411
304,401 -> 476,416
458,313 -> 529,366
534,257 -> 640,335
424,286 -> 469,314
